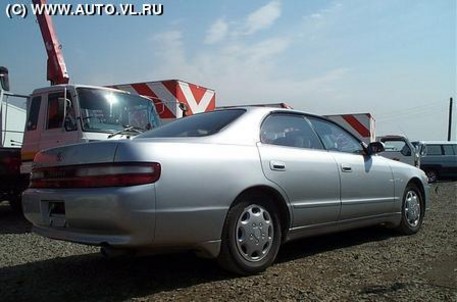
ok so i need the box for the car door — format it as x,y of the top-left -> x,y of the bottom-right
257,113 -> 341,229
307,116 -> 396,220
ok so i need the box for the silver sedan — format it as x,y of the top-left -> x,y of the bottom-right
22,107 -> 429,275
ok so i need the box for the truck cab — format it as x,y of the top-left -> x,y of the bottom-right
377,135 -> 420,167
21,84 -> 161,174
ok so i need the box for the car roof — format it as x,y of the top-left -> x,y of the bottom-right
219,105 -> 323,119
414,141 -> 457,145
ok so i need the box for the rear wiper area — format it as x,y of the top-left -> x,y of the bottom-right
107,126 -> 144,139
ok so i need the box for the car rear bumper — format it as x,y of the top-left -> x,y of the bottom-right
22,184 -> 157,247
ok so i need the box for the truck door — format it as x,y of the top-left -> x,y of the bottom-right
39,90 -> 79,152
257,112 -> 341,229
21,95 -> 43,174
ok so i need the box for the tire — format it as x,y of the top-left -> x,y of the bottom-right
217,195 -> 282,275
424,169 -> 438,183
396,184 -> 424,235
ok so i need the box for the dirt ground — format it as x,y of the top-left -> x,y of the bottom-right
0,182 -> 456,302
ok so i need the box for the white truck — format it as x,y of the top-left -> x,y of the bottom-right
20,80 -> 216,174
20,84 -> 163,174
0,67 -> 29,211
1,67 -> 216,212
324,112 -> 419,167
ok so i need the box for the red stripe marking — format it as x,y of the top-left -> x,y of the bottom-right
130,83 -> 175,119
162,81 -> 215,115
342,115 -> 370,138
161,80 -> 193,115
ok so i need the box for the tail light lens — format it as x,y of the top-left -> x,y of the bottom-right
30,162 -> 161,189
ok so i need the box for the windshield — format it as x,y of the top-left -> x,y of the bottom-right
136,109 -> 246,138
77,88 -> 161,134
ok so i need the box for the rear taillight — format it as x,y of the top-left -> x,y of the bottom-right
30,162 -> 161,189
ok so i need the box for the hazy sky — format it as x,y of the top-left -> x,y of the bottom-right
1,0 -> 456,141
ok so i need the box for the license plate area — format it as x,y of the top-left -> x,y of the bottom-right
43,200 -> 67,227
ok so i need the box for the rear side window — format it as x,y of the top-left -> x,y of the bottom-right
443,145 -> 456,155
260,113 -> 323,149
26,96 -> 41,131
426,145 -> 442,155
136,109 -> 245,138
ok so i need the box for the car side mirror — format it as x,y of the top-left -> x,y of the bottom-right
368,142 -> 385,155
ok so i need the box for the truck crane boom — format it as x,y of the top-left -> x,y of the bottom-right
32,0 -> 69,85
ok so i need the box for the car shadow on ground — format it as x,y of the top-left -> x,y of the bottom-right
0,203 -> 31,235
277,226 -> 398,264
1,226 -> 400,302
1,251 -> 228,302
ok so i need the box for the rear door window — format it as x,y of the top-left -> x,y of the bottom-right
260,113 -> 323,149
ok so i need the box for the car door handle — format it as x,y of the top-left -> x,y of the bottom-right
270,160 -> 286,171
341,164 -> 352,172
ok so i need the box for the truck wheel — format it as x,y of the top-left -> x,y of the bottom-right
396,184 -> 424,235
217,195 -> 281,275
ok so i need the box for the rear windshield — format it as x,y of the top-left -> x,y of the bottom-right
135,109 -> 246,138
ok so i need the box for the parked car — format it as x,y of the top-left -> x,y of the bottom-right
412,141 -> 457,182
377,135 -> 420,167
22,107 -> 429,275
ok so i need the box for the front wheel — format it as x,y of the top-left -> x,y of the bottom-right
396,184 -> 424,235
217,196 -> 282,275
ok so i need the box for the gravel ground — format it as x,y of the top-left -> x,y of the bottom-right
0,182 -> 456,302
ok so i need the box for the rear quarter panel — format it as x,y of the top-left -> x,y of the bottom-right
114,140 -> 276,245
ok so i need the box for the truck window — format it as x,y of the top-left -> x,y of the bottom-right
26,96 -> 41,131
46,92 -> 71,129
77,88 -> 160,133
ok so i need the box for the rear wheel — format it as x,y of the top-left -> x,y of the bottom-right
397,184 -> 424,235
217,195 -> 281,275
